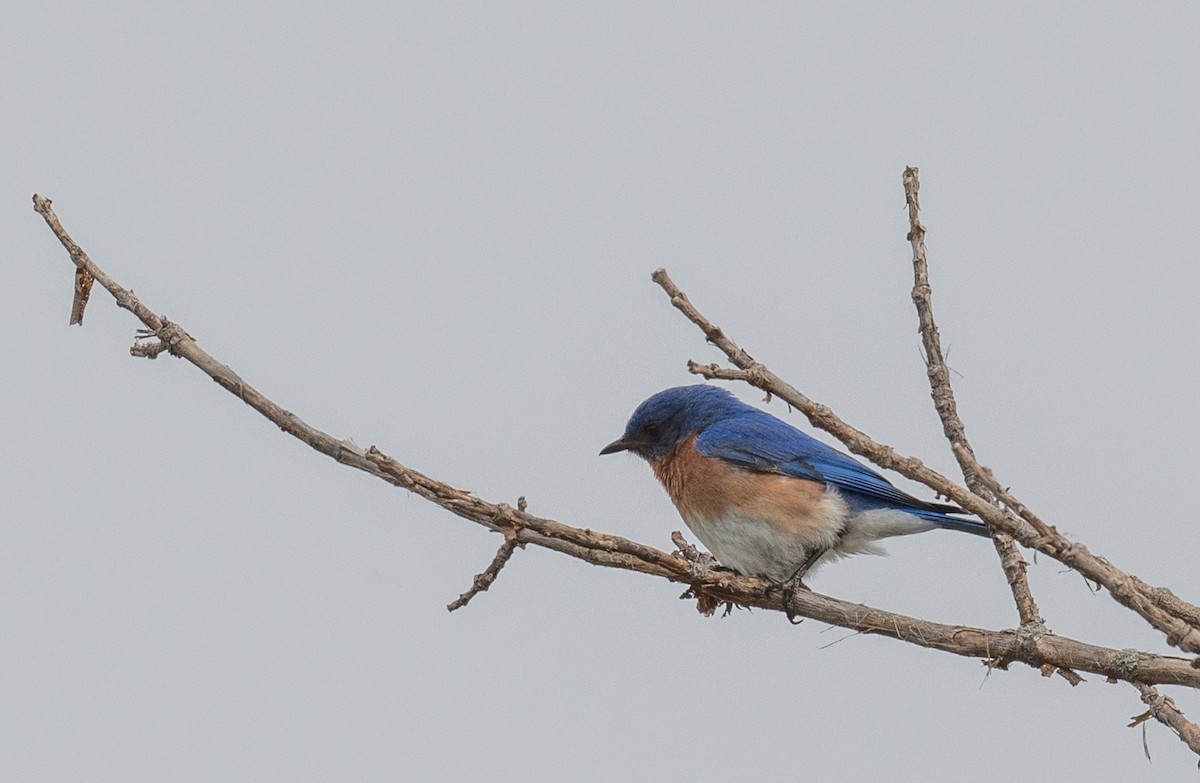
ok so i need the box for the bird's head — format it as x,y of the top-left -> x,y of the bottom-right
600,385 -> 742,461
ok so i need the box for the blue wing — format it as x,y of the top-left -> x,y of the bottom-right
694,409 -> 960,515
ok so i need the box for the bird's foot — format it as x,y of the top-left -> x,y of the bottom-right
763,569 -> 811,624
776,547 -> 827,623
773,573 -> 810,625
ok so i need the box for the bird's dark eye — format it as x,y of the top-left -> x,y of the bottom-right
642,422 -> 663,438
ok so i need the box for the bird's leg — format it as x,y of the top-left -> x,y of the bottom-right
780,575 -> 809,625
780,548 -> 826,624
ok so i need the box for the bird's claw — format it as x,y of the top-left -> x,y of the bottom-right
780,573 -> 811,624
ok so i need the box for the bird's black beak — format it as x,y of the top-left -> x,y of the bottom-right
599,435 -> 643,456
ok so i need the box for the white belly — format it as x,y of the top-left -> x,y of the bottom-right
682,500 -> 937,582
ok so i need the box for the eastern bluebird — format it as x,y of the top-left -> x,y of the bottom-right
600,385 -> 988,583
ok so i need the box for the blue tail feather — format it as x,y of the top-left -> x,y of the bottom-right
911,509 -> 990,537
843,490 -> 990,537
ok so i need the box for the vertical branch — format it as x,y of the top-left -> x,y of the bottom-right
903,166 -> 1041,628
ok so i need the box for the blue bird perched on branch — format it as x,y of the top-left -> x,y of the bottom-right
601,385 -> 988,586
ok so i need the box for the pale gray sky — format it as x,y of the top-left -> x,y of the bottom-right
4,2 -> 1199,780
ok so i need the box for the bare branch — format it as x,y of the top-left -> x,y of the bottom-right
652,267 -> 1200,654
31,193 -> 1200,701
902,165 -> 1041,629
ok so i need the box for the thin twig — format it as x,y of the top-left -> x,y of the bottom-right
447,532 -> 521,611
652,267 -> 1200,655
31,194 -> 1200,702
902,166 -> 1042,629
1132,683 -> 1200,757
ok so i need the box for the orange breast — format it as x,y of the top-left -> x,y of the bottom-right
652,436 -> 834,540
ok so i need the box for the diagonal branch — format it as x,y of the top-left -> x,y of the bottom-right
902,166 -> 1041,629
30,195 -> 682,578
651,267 -> 1200,655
